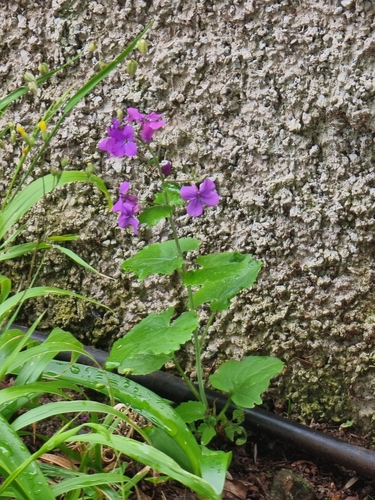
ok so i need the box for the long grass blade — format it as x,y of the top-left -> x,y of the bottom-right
0,414 -> 55,499
0,286 -> 109,322
0,172 -> 111,240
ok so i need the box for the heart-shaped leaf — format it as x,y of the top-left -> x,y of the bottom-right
209,356 -> 284,408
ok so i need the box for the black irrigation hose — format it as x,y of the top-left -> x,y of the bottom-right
15,327 -> 375,479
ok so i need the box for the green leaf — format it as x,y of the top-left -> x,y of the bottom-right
0,414 -> 54,499
209,356 -> 284,408
200,446 -> 232,495
64,433 -> 220,500
51,244 -> 108,277
45,360 -> 203,477
175,401 -> 207,424
0,242 -> 51,261
143,426 -> 194,473
0,275 -> 11,303
139,205 -> 173,227
198,423 -> 217,446
121,238 -> 199,280
115,352 -> 172,376
154,183 -> 184,207
106,307 -> 198,373
0,380 -> 81,413
11,327 -> 85,386
46,234 -> 80,242
183,252 -> 263,311
0,285 -> 109,322
0,171 -> 111,241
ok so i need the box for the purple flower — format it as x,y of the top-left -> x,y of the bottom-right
126,107 -> 166,143
180,178 -> 220,217
161,161 -> 172,176
98,119 -> 137,158
112,182 -> 140,234
117,181 -> 139,206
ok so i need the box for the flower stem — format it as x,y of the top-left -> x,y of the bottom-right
216,396 -> 232,422
172,355 -> 201,401
150,147 -> 209,408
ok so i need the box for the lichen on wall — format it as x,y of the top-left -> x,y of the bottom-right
1,0 -> 375,427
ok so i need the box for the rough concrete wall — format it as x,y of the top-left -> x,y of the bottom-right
1,0 -> 375,427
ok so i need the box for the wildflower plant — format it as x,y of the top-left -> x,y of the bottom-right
102,108 -> 284,446
0,22 -> 226,500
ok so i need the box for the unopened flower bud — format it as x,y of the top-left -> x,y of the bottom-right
10,130 -> 16,145
86,162 -> 94,179
17,124 -> 34,146
60,158 -> 69,168
136,39 -> 148,55
16,124 -> 27,137
116,109 -> 124,121
22,146 -> 29,156
126,59 -> 138,77
0,139 -> 5,149
98,60 -> 107,70
38,120 -> 48,140
88,42 -> 96,52
38,62 -> 49,75
28,81 -> 38,96
51,166 -> 62,177
161,161 -> 172,176
23,71 -> 35,83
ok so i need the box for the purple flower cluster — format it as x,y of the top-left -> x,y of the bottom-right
112,182 -> 140,234
98,108 -> 166,159
180,178 -> 220,217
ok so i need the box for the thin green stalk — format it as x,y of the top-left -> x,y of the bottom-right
216,397 -> 232,422
199,311 -> 216,348
149,148 -> 209,408
172,355 -> 201,401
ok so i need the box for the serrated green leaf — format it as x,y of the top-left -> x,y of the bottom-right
121,238 -> 199,280
106,307 -> 198,372
175,401 -> 207,423
139,206 -> 173,227
183,252 -> 263,311
154,183 -> 184,207
209,356 -> 284,408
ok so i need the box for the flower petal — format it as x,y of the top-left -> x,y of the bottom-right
141,124 -> 154,143
180,185 -> 198,201
119,181 -> 131,195
97,137 -> 113,152
199,178 -> 216,196
187,198 -> 204,217
112,199 -> 124,212
127,108 -> 144,122
123,141 -> 138,157
201,191 -> 220,206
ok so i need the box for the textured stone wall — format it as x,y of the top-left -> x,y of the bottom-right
1,0 -> 375,427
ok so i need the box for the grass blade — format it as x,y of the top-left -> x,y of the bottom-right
0,414 -> 54,499
0,171 -> 111,240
